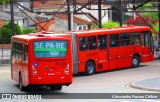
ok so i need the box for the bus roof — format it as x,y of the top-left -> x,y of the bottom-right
12,32 -> 70,42
12,26 -> 150,42
68,26 -> 150,35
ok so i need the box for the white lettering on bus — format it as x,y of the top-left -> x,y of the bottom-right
61,43 -> 65,48
46,42 -> 50,48
35,42 -> 44,48
35,43 -> 39,48
35,42 -> 65,49
46,42 -> 55,48
56,43 -> 61,48
40,43 -> 44,48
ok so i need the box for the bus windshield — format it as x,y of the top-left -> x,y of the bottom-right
33,40 -> 67,58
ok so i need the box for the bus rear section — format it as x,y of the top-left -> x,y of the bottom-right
71,26 -> 154,75
12,36 -> 73,91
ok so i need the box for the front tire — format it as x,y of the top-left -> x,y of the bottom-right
85,61 -> 95,75
132,56 -> 140,68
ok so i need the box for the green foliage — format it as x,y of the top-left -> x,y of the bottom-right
102,21 -> 119,28
142,12 -> 158,22
22,28 -> 36,34
93,21 -> 120,29
138,3 -> 152,10
3,21 -> 21,34
152,23 -> 159,34
0,0 -> 10,5
0,27 -> 12,44
0,21 -> 21,44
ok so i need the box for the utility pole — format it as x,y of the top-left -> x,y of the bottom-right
71,6 -> 74,30
10,0 -> 15,36
67,0 -> 71,31
98,0 -> 102,28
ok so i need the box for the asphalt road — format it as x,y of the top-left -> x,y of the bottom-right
0,60 -> 160,102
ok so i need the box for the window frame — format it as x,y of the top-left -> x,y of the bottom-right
142,31 -> 150,46
79,37 -> 88,51
131,32 -> 141,45
24,44 -> 28,62
120,33 -> 131,46
98,35 -> 108,49
88,36 -> 97,50
109,34 -> 120,48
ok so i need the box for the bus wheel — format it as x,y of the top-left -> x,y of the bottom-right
50,85 -> 62,90
132,56 -> 140,68
50,85 -> 56,90
56,85 -> 62,90
19,74 -> 25,91
85,61 -> 95,75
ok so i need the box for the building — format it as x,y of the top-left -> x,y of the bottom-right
0,4 -> 35,28
36,14 -> 94,32
32,0 -> 112,31
0,11 -> 25,27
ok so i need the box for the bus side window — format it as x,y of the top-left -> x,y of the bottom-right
110,34 -> 120,47
24,45 -> 28,62
18,43 -> 23,60
98,35 -> 107,49
79,37 -> 88,51
142,31 -> 150,46
13,42 -> 15,58
131,32 -> 140,45
15,42 -> 18,58
120,33 -> 130,46
88,36 -> 97,50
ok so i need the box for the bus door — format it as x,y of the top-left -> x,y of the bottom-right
120,33 -> 132,67
109,34 -> 123,69
87,36 -> 99,71
22,44 -> 29,85
78,37 -> 89,72
97,35 -> 109,71
141,31 -> 153,62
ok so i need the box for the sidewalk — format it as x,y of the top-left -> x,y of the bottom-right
131,77 -> 160,92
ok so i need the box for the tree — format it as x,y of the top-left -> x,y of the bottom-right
3,21 -> 21,34
138,3 -> 152,10
0,0 -> 10,5
126,16 -> 158,34
0,21 -> 21,44
93,21 -> 120,29
102,21 -> 119,28
0,27 -> 12,44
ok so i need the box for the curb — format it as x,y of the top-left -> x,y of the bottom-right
129,82 -> 160,92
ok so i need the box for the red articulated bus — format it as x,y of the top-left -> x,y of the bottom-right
54,26 -> 154,75
11,33 -> 73,91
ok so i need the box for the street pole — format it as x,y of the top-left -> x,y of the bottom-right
67,0 -> 71,31
120,11 -> 122,27
98,0 -> 102,28
10,0 -> 15,36
71,6 -> 74,30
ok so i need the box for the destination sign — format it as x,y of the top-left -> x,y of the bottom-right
33,40 -> 67,58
